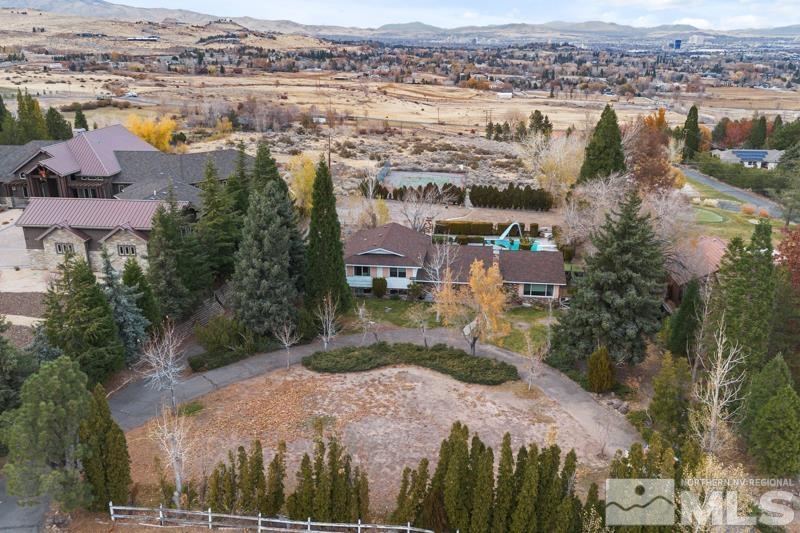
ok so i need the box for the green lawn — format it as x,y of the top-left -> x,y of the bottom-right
351,298 -> 438,328
491,306 -> 556,354
692,205 -> 784,241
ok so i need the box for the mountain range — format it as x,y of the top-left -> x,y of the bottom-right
2,0 -> 800,42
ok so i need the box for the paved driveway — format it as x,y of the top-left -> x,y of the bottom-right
110,327 -> 639,455
0,476 -> 45,533
681,165 -> 784,219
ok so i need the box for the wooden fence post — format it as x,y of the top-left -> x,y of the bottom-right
108,501 -> 114,522
208,507 -> 212,529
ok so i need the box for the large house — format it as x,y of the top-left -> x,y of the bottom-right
344,223 -> 567,299
0,125 -> 252,208
15,197 -> 183,272
711,149 -> 783,170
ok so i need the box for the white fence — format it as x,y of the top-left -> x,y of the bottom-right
108,503 -> 434,532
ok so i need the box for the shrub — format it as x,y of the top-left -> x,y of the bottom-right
587,346 -> 614,393
407,282 -> 424,300
188,315 -> 273,371
741,203 -> 756,215
758,208 -> 770,218
302,342 -> 519,385
372,277 -> 388,298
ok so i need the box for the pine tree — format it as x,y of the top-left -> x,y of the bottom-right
236,445 -> 249,512
392,468 -> 412,523
43,255 -> 124,385
491,433 -> 515,533
2,356 -> 92,510
509,445 -> 538,533
222,451 -> 236,513
682,105 -> 701,161
196,158 -> 237,279
147,194 -> 192,319
0,316 -> 37,416
248,440 -> 266,514
711,221 -> 775,373
232,181 -> 299,335
79,384 -> 131,510
650,352 -> 691,444
305,158 -> 351,312
15,90 -> 48,143
749,385 -> 800,476
742,355 -> 794,440
748,115 -> 768,149
443,423 -> 470,532
667,278 -> 700,357
552,192 -> 665,365
74,106 -> 89,130
45,107 -> 72,140
0,94 -> 7,130
418,425 -> 455,531
122,257 -> 160,329
351,466 -> 370,521
287,453 -> 315,519
225,141 -> 251,223
251,141 -> 282,192
469,446 -> 494,533
328,438 -> 348,521
264,441 -> 286,516
100,249 -> 149,365
207,463 -> 224,512
536,445 -> 561,532
578,104 -> 625,182
587,345 -> 614,393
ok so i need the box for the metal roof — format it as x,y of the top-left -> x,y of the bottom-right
16,198 -> 167,230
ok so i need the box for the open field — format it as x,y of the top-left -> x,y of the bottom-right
124,364 -> 614,516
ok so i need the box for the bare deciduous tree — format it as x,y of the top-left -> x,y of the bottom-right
562,173 -> 631,253
642,189 -> 695,272
421,242 -> 459,322
151,405 -> 194,508
315,293 -> 340,351
356,301 -> 378,345
405,303 -> 430,348
689,315 -> 746,456
140,321 -> 186,415
274,321 -> 301,369
399,186 -> 454,231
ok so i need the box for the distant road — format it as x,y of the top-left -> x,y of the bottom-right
680,165 -> 784,219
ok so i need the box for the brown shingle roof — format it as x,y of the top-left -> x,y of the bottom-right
344,223 -> 431,267
669,236 -> 728,286
498,250 -> 567,285
16,198 -> 169,230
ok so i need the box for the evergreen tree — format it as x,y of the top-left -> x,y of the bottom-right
251,141 -> 282,192
122,257 -> 160,329
491,433 -> 515,533
0,316 -> 37,416
749,385 -> 800,476
100,249 -> 149,365
418,425 -> 455,531
45,107 -> 72,140
221,455 -> 236,513
24,323 -> 62,363
551,192 -> 665,365
287,453 -> 315,519
43,255 -> 124,385
0,94 -> 7,130
536,445 -> 561,532
236,445 -> 249,512
485,120 -> 494,139
650,352 -> 691,444
207,464 -> 224,512
578,104 -> 625,182
586,345 -> 614,393
667,278 -> 700,357
509,445 -> 538,533
196,158 -> 237,279
225,141 -> 251,223
16,90 -> 48,143
682,105 -> 701,161
74,106 -> 89,130
392,468 -> 411,523
2,356 -> 92,510
79,384 -> 131,510
248,440 -> 267,515
232,182 -> 299,335
747,115 -> 768,149
264,441 -> 286,516
351,466 -> 370,521
443,423 -> 470,532
469,446 -> 494,533
328,439 -> 348,521
305,159 -> 351,311
742,355 -> 794,440
147,193 -> 192,319
711,221 -> 775,373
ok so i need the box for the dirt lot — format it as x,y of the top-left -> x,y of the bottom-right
126,366 -> 612,517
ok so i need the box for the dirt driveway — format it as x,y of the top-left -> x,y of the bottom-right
126,364 -> 623,516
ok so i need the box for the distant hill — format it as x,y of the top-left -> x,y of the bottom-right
2,0 -> 800,42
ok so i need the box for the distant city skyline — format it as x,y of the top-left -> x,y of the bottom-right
120,0 -> 800,30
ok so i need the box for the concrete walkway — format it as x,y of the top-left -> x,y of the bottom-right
109,327 -> 639,455
681,165 -> 784,219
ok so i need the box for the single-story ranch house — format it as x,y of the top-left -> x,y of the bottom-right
15,197 -> 182,272
344,223 -> 567,299
0,124 -> 253,208
710,149 -> 783,170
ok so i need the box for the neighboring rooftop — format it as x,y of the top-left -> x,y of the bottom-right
712,149 -> 783,164
113,148 -> 247,186
16,197 -> 169,230
344,223 -> 431,267
498,249 -> 568,286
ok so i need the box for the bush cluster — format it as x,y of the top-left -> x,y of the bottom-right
469,184 -> 553,211
189,315 -> 277,371
302,342 -> 519,385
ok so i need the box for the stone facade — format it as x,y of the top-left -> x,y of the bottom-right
37,228 -> 90,271
87,229 -> 148,273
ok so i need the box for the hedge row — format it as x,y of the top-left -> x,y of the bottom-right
695,154 -> 789,195
302,342 -> 519,385
470,184 -> 553,211
359,180 -> 466,205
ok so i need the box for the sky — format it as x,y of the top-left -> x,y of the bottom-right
121,0 -> 800,30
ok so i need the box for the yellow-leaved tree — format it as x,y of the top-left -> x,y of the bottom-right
126,115 -> 177,152
287,154 -> 316,217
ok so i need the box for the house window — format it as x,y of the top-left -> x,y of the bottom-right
55,242 -> 74,255
523,283 -> 554,297
388,267 -> 407,278
76,188 -> 98,198
353,265 -> 370,277
117,244 -> 137,256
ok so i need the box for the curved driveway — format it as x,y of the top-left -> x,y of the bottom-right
109,327 -> 640,455
680,165 -> 784,219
